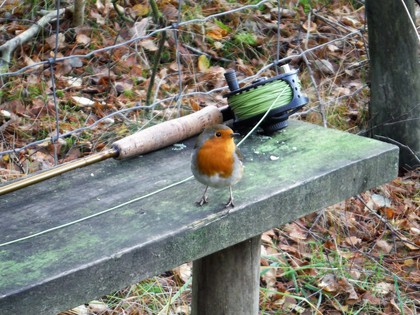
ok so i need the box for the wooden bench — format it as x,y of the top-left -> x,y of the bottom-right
0,121 -> 398,314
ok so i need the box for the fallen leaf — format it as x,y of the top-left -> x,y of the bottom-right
206,26 -> 228,40
62,76 -> 83,88
327,44 -> 340,52
318,273 -> 338,292
371,193 -> 392,208
76,34 -> 91,45
72,96 -> 95,107
373,282 -> 393,295
302,20 -> 317,32
173,263 -> 191,283
338,277 -> 359,301
345,236 -> 362,246
161,3 -> 179,21
261,231 -> 274,245
132,3 -> 149,17
69,305 -> 89,315
314,59 -> 335,75
140,39 -> 158,51
379,206 -> 397,219
198,55 -> 210,72
45,33 -> 66,50
362,292 -> 381,305
284,223 -> 307,241
341,16 -> 360,28
189,99 -> 201,111
169,61 -> 182,72
375,239 -> 393,254
88,300 -> 109,313
131,18 -> 150,38
22,54 -> 42,70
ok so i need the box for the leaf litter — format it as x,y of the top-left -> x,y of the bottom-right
0,0 -> 418,314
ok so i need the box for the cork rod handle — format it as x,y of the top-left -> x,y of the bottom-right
112,106 -> 224,159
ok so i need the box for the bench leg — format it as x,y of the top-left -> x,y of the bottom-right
191,235 -> 261,315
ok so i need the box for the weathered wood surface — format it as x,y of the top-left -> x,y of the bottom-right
192,235 -> 261,315
0,121 -> 398,314
366,0 -> 420,169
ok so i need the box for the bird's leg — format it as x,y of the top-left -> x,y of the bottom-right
225,186 -> 235,208
197,186 -> 209,206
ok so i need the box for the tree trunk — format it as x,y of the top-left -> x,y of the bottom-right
192,235 -> 261,315
73,0 -> 85,27
366,0 -> 420,170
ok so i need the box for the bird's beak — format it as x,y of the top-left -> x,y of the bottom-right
231,133 -> 240,138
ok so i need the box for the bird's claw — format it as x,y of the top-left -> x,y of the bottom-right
196,194 -> 208,206
225,196 -> 234,208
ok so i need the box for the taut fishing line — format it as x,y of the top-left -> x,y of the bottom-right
1,0 -> 309,248
0,82 -> 294,248
0,176 -> 193,248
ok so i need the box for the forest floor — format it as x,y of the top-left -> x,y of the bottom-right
0,0 -> 418,314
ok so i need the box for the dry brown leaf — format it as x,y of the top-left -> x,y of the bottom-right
314,59 -> 335,75
261,267 -> 276,296
206,26 -> 228,40
362,292 -> 381,305
88,300 -> 109,313
279,244 -> 300,255
341,16 -> 360,28
161,3 -> 179,22
173,263 -> 191,283
338,277 -> 359,301
189,99 -> 201,112
169,61 -> 182,72
345,236 -> 362,246
327,44 -> 340,52
284,223 -> 307,241
318,273 -> 338,292
401,236 -> 418,250
22,54 -> 42,70
45,33 -> 65,50
76,34 -> 91,45
1,100 -> 26,116
302,20 -> 317,32
261,231 -> 274,245
375,239 -> 393,254
131,18 -> 150,38
140,39 -> 158,51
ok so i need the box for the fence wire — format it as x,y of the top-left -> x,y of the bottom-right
0,0 -> 369,179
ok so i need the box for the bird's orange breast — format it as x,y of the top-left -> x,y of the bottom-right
196,137 -> 236,178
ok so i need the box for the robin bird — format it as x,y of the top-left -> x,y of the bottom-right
191,124 -> 244,208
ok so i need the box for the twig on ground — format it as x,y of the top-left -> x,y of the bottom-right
374,135 -> 420,165
0,8 -> 66,73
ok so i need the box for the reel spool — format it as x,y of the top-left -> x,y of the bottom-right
223,64 -> 308,134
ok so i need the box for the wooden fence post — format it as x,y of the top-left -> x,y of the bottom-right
366,0 -> 420,169
192,235 -> 261,315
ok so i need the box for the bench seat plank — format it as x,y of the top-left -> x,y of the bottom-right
0,121 -> 398,314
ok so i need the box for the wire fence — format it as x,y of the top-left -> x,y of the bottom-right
0,0 -> 370,180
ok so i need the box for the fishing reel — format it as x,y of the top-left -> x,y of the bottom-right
223,64 -> 308,134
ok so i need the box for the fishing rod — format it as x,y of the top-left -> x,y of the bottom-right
0,64 -> 307,196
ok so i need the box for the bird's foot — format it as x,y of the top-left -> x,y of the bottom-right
196,194 -> 208,206
225,186 -> 235,208
225,196 -> 235,208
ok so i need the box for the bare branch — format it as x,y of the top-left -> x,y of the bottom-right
0,8 -> 66,73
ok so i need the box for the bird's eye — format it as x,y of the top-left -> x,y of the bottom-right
215,132 -> 222,137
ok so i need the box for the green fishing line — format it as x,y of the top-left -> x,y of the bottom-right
228,79 -> 296,119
